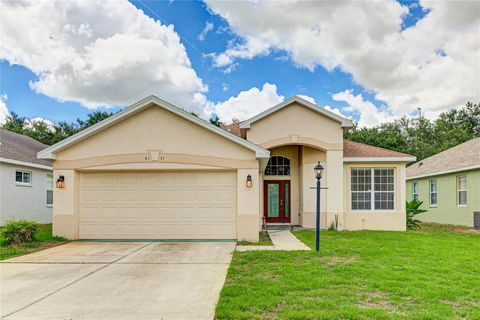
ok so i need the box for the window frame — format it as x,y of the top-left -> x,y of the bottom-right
457,175 -> 467,206
351,168 -> 395,212
15,170 -> 32,186
264,156 -> 291,176
46,173 -> 53,207
429,179 -> 437,207
412,181 -> 419,201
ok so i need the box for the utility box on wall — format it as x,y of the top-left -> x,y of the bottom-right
474,212 -> 480,230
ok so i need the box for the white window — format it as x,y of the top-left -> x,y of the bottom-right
46,173 -> 53,206
412,181 -> 419,201
15,170 -> 32,186
351,168 -> 395,211
457,176 -> 467,206
429,179 -> 437,207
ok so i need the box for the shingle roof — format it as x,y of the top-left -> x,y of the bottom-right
343,139 -> 414,158
220,123 -> 414,159
220,123 -> 242,137
406,137 -> 480,179
0,128 -> 52,167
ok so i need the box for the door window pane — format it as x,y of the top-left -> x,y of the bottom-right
284,183 -> 289,218
267,184 -> 279,217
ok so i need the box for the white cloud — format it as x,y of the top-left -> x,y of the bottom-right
324,105 -> 348,119
0,0 -> 207,113
332,90 -> 393,127
205,83 -> 284,122
0,94 -> 9,125
198,21 -> 214,41
206,0 -> 480,118
222,83 -> 229,92
24,117 -> 56,132
297,95 -> 316,104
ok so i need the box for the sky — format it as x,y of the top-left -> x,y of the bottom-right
0,0 -> 479,128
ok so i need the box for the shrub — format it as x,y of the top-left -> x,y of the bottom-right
406,200 -> 427,229
1,220 -> 39,245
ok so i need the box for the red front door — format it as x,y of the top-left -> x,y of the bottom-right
264,181 -> 291,223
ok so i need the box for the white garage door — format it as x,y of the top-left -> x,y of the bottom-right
78,171 -> 237,239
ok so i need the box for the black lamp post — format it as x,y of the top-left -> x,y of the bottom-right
314,162 -> 324,251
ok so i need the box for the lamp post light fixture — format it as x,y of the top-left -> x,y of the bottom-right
56,175 -> 65,189
313,162 -> 324,251
246,174 -> 253,188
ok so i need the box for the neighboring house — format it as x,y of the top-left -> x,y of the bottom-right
406,138 -> 480,227
38,96 -> 415,242
0,128 -> 53,225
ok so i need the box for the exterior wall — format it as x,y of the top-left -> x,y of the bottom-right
246,103 -> 346,229
342,162 -> 407,231
246,102 -> 344,149
406,169 -> 480,227
51,105 -> 261,241
301,147 -> 328,228
0,162 -> 52,225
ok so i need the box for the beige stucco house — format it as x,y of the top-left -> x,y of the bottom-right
38,96 -> 415,242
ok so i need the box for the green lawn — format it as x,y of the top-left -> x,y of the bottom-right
0,224 -> 67,260
238,231 -> 273,246
217,228 -> 480,319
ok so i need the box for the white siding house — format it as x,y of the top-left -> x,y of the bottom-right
0,129 -> 53,225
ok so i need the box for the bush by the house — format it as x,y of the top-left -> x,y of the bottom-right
406,200 -> 427,229
1,220 -> 39,245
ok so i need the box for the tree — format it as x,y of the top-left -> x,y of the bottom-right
345,101 -> 480,162
2,112 -> 26,134
1,110 -> 116,145
209,115 -> 224,127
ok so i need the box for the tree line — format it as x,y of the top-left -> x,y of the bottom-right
345,102 -> 479,161
2,102 -> 478,162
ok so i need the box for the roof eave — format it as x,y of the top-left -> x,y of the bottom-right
343,156 -> 417,163
406,163 -> 480,180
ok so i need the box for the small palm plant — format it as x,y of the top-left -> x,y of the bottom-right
406,200 -> 427,229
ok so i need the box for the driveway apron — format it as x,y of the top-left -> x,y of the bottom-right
0,241 -> 235,320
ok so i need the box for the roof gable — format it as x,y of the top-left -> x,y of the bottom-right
38,96 -> 269,160
240,96 -> 354,129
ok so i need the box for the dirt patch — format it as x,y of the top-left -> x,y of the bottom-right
441,299 -> 479,311
358,291 -> 397,312
255,273 -> 280,280
260,302 -> 284,319
325,256 -> 359,266
419,223 -> 480,234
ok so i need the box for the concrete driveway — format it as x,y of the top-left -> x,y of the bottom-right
0,241 -> 235,320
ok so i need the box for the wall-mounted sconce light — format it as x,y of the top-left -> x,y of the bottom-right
56,175 -> 65,189
246,174 -> 253,188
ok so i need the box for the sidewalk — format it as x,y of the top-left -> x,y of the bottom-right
236,229 -> 311,251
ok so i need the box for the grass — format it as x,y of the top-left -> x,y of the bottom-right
238,231 -> 273,246
217,228 -> 480,319
0,224 -> 67,260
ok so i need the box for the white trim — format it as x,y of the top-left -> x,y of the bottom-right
0,157 -> 52,170
429,179 -> 437,207
343,156 -> 416,163
240,96 -> 354,129
406,164 -> 480,180
457,175 -> 467,206
15,169 -> 32,186
350,168 -> 396,211
38,95 -> 270,160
